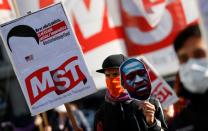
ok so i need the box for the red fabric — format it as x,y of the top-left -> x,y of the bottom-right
105,77 -> 126,98
96,121 -> 103,131
0,0 -> 11,10
120,0 -> 197,56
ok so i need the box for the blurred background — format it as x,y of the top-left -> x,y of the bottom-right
0,0 -> 207,131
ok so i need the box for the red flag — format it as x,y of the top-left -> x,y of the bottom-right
121,0 -> 197,56
0,0 -> 15,24
39,0 -> 54,8
0,0 -> 11,10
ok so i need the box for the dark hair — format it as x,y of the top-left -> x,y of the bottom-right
7,25 -> 39,52
173,24 -> 201,53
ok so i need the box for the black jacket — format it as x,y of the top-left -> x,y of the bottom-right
94,97 -> 167,131
169,89 -> 208,131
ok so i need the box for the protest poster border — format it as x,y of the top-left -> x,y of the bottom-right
0,2 -> 63,27
0,2 -> 97,115
0,3 -> 61,115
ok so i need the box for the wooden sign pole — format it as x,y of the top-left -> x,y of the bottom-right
42,112 -> 49,127
35,114 -> 44,131
64,103 -> 83,131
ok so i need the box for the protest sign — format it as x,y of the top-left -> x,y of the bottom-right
0,3 -> 96,115
138,56 -> 178,108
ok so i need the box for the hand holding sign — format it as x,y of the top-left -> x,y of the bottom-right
120,58 -> 156,125
142,101 -> 156,125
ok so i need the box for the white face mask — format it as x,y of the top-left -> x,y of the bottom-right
179,58 -> 208,94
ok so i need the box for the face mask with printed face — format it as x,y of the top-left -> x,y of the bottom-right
179,58 -> 208,94
120,58 -> 152,100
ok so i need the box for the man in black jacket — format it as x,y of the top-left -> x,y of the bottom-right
94,54 -> 167,131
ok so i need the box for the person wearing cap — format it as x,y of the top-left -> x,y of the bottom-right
94,54 -> 167,131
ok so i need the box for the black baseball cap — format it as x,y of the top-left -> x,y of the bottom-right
96,54 -> 128,73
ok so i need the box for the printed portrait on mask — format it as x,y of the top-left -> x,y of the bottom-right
120,58 -> 152,100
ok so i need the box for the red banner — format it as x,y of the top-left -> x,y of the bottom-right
38,0 -> 124,53
39,0 -> 54,8
72,0 -> 124,53
121,0 -> 197,56
0,0 -> 11,10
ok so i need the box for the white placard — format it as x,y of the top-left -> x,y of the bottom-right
0,3 -> 97,115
